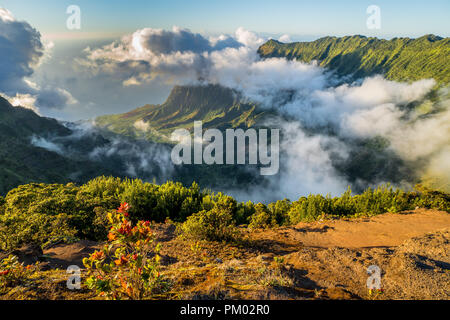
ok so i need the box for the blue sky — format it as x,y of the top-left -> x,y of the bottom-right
1,0 -> 449,40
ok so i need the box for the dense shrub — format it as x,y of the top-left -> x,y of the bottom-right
180,207 -> 240,242
78,176 -> 125,201
0,210 -> 77,251
118,179 -> 159,221
0,181 -> 123,247
248,203 -> 276,229
287,185 -> 450,225
235,200 -> 255,225
288,194 -> 331,224
268,199 -> 291,226
411,185 -> 450,212
155,181 -> 204,222
0,177 -> 207,249
0,183 -> 80,250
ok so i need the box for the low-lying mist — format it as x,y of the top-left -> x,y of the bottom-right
31,122 -> 175,184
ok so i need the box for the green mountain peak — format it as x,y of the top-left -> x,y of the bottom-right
95,84 -> 263,142
258,34 -> 450,84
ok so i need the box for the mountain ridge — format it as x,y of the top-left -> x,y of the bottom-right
258,34 -> 450,84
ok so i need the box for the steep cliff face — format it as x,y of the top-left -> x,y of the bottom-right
258,35 -> 450,84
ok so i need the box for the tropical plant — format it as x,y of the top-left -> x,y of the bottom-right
0,255 -> 37,293
83,203 -> 170,300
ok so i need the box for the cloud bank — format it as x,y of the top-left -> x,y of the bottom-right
79,26 -> 263,86
0,8 -> 77,113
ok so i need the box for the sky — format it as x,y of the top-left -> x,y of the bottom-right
0,0 -> 449,120
2,0 -> 449,40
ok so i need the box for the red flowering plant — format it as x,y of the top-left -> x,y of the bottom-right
83,203 -> 169,299
0,255 -> 37,293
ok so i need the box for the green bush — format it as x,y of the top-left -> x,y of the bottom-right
235,200 -> 255,225
268,199 -> 291,226
119,179 -> 159,221
78,176 -> 125,200
248,203 -> 277,229
412,185 -> 450,212
180,207 -> 240,242
0,210 -> 77,251
287,184 -> 450,224
153,181 -> 204,222
288,194 -> 332,224
0,183 -> 82,250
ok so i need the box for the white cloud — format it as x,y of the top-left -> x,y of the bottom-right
0,8 -> 15,22
2,93 -> 39,113
278,34 -> 291,43
0,7 -> 78,113
134,120 -> 150,132
31,135 -> 63,154
79,26 -> 261,86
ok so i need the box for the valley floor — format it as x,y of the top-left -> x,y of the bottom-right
1,209 -> 449,300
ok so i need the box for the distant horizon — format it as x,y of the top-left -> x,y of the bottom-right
45,32 -> 450,44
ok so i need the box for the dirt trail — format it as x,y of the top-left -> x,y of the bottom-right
253,209 -> 450,249
245,209 -> 450,300
43,240 -> 101,269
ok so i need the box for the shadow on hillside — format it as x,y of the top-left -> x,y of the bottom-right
246,238 -> 301,255
293,226 -> 334,233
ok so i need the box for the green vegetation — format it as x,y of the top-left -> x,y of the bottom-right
0,177 -> 448,250
180,207 -> 241,242
258,35 -> 450,84
248,203 -> 277,229
288,184 -> 450,223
